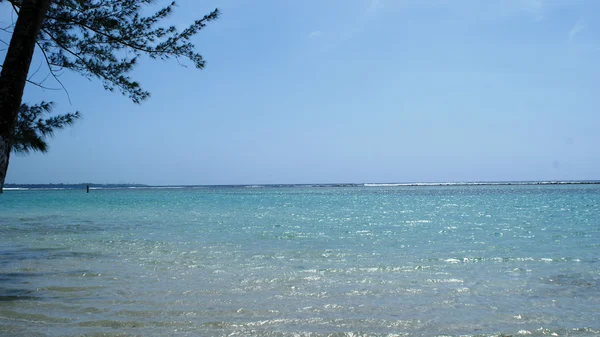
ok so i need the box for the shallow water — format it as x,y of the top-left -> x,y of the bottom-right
1,185 -> 599,336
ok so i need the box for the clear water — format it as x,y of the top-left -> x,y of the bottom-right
0,185 -> 599,336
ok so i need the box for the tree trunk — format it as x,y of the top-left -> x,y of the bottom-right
0,0 -> 51,193
0,136 -> 10,193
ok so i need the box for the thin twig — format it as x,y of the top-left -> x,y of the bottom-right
0,25 -> 14,33
28,58 -> 44,81
0,64 -> 61,91
1,22 -> 15,30
35,40 -> 72,103
39,71 -> 52,85
26,79 -> 62,91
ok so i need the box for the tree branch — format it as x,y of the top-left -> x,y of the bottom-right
40,27 -> 98,78
43,7 -> 219,57
45,15 -> 157,53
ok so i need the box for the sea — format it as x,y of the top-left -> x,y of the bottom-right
0,183 -> 599,336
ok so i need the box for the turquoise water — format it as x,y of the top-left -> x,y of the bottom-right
0,185 -> 599,336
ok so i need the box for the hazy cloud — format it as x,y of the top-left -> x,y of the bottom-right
521,0 -> 544,21
569,21 -> 585,42
308,31 -> 323,39
366,0 -> 383,15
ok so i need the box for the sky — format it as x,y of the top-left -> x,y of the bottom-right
2,0 -> 600,185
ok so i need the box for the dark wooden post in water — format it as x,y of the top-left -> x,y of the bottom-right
86,184 -> 89,193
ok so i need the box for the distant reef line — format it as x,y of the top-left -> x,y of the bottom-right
4,180 -> 600,190
4,183 -> 148,189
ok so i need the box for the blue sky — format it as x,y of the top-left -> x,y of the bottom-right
3,0 -> 600,185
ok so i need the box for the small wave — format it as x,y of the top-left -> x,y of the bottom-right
426,278 -> 464,283
364,182 -> 469,187
445,258 -> 461,264
405,220 -> 431,224
5,187 -> 67,190
127,186 -> 185,189
363,181 -> 600,187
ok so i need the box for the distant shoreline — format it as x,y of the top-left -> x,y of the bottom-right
4,180 -> 600,191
